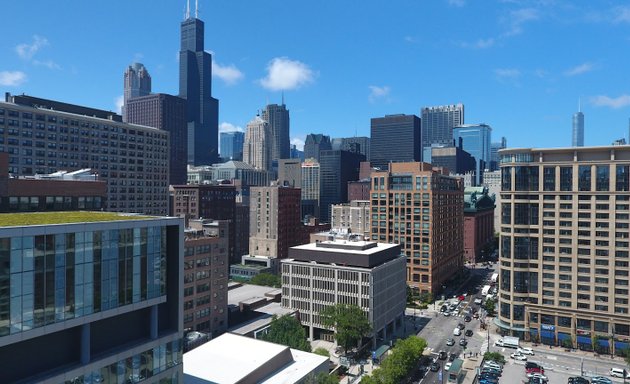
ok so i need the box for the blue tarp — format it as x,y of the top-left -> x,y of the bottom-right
598,339 -> 610,347
577,335 -> 592,344
615,341 -> 628,350
557,333 -> 570,341
540,330 -> 555,339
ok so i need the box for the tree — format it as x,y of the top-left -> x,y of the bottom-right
483,351 -> 505,364
313,347 -> 330,357
361,336 -> 427,384
304,372 -> 339,384
484,298 -> 496,316
320,304 -> 372,353
250,272 -> 281,288
261,314 -> 311,352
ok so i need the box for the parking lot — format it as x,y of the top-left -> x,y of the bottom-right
498,358 -> 576,384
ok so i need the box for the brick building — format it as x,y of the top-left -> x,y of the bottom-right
463,186 -> 495,263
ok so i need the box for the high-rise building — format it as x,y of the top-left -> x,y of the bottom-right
220,131 -> 244,161
290,144 -> 305,161
304,134 -> 332,162
342,136 -> 370,160
453,124 -> 492,185
430,145 -> 476,175
319,150 -> 365,223
179,4 -> 219,165
2,94 -> 170,215
243,116 -> 272,171
370,162 -> 464,293
497,146 -> 630,354
421,104 -> 464,151
0,211 -> 184,383
573,105 -> 584,147
261,103 -> 290,165
482,170 -> 502,234
301,159 -> 320,219
490,137 -> 507,171
122,62 -> 151,122
370,114 -> 421,171
330,200 -> 371,237
278,158 -> 302,188
126,93 -> 188,185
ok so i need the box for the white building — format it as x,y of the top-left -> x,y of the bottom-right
330,200 -> 371,237
243,116 -> 271,171
483,170 -> 501,236
281,239 -> 406,343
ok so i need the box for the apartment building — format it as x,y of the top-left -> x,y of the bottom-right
497,146 -> 630,354
330,200 -> 371,238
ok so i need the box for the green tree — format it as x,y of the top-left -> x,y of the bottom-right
313,347 -> 330,357
304,372 -> 339,384
321,304 -> 372,353
361,336 -> 427,384
250,272 -> 281,288
484,298 -> 496,316
261,314 -> 311,352
483,351 -> 505,364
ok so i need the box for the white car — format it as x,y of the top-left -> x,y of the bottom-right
510,353 -> 527,361
517,347 -> 535,355
495,339 -> 504,347
444,362 -> 452,371
526,372 -> 548,380
483,361 -> 502,370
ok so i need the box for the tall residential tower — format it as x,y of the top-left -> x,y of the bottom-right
572,102 -> 584,147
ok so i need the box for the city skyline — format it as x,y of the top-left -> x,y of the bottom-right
1,1 -> 630,153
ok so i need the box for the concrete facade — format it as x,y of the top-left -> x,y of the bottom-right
463,186 -> 495,264
330,200 -> 371,238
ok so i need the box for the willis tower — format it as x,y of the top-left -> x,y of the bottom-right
180,0 -> 219,165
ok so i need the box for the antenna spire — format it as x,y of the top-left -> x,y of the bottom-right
185,0 -> 190,19
281,91 -> 285,106
578,97 -> 581,113
195,0 -> 199,18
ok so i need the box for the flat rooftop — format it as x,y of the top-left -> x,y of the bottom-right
183,333 -> 327,384
293,240 -> 398,255
227,283 -> 281,306
228,302 -> 295,336
288,240 -> 402,268
0,211 -> 152,227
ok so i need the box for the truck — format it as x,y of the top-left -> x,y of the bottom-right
491,273 -> 499,284
481,285 -> 491,296
495,336 -> 520,349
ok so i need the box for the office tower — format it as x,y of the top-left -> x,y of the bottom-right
319,150 -> 365,223
261,103 -> 290,164
122,62 -> 151,122
179,3 -> 219,165
290,144 -> 304,161
0,212 -> 184,383
330,200 -> 371,237
370,114 -> 421,170
243,116 -> 272,171
453,124 -> 492,185
497,146 -> 630,354
282,238 -> 406,341
370,162 -> 464,293
463,187 -> 495,264
331,137 -> 343,150
342,136 -> 370,160
220,131 -> 244,161
430,145 -> 476,175
2,94 -> 169,215
234,202 -> 250,262
184,219 -> 229,336
278,158 -> 302,188
126,93 -> 188,185
249,185 -> 302,268
573,104 -> 585,147
490,137 -> 507,171
421,104 -> 464,151
301,158 -> 320,219
304,134 -> 332,162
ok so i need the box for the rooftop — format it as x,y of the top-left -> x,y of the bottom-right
0,211 -> 152,227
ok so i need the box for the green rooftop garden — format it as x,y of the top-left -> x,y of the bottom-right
0,211 -> 153,227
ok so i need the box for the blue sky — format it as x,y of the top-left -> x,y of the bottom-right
1,1 -> 630,151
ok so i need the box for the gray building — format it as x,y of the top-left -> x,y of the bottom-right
370,114 -> 421,171
490,137 -> 507,171
421,104 -> 464,152
122,62 -> 151,122
220,131 -> 244,161
281,239 -> 406,343
319,150 -> 365,223
179,6 -> 219,165
330,200 -> 371,238
430,144 -> 476,175
278,158 -> 302,188
125,93 -> 188,185
261,103 -> 290,166
243,116 -> 271,171
1,94 -> 170,215
304,134 -> 332,162
0,211 -> 184,383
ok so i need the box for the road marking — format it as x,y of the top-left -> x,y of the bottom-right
545,355 -> 557,360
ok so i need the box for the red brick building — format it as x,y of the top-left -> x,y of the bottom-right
463,186 -> 495,264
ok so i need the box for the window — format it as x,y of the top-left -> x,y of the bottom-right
560,166 -> 572,191
596,165 -> 610,191
543,166 -> 555,191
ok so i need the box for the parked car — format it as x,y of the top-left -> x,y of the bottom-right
438,350 -> 447,360
526,372 -> 548,381
479,378 -> 499,384
481,367 -> 502,375
518,347 -> 535,355
465,329 -> 473,337
510,353 -> 527,361
448,352 -> 457,362
443,311 -> 451,317
430,362 -> 440,372
591,376 -> 613,384
459,338 -> 468,347
610,367 -> 630,378
464,315 -> 472,322
484,361 -> 502,370
457,323 -> 465,330
446,338 -> 455,346
444,362 -> 452,371
568,377 -> 590,384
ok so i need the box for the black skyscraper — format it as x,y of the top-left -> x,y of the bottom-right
179,5 -> 219,166
319,150 -> 365,223
370,114 -> 421,170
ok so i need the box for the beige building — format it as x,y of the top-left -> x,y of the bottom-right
330,200 -> 371,238
243,116 -> 271,171
483,170 -> 501,236
370,162 -> 464,294
497,146 -> 630,354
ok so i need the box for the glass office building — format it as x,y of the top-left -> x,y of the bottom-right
0,212 -> 184,383
453,124 -> 492,185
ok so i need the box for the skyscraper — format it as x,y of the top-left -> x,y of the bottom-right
301,159 -> 320,218
304,134 -> 332,162
319,150 -> 365,223
421,104 -> 464,151
243,116 -> 271,171
490,137 -> 507,171
220,131 -> 245,161
453,124 -> 492,185
370,114 -> 421,170
179,1 -> 219,165
122,62 -> 151,122
572,103 -> 584,147
261,103 -> 290,165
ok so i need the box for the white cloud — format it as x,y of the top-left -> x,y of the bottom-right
461,38 -> 495,49
16,35 -> 49,60
291,137 -> 305,151
494,68 -> 521,78
613,6 -> 630,23
0,71 -> 27,86
447,0 -> 466,7
114,95 -> 124,114
33,59 -> 61,70
219,122 -> 244,133
212,61 -> 244,85
368,85 -> 391,103
503,8 -> 540,36
259,57 -> 314,91
590,95 -> 630,109
564,62 -> 594,76
534,68 -> 547,78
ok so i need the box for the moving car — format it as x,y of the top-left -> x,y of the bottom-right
446,338 -> 455,346
448,352 -> 456,362
474,298 -> 483,305
591,377 -> 613,384
457,323 -> 465,330
568,377 -> 590,384
510,353 -> 527,361
438,350 -> 447,360
443,311 -> 451,317
517,347 -> 535,355
465,329 -> 473,337
430,362 -> 441,372
610,367 -> 630,378
444,362 -> 452,371
464,315 -> 472,322
459,338 -> 468,347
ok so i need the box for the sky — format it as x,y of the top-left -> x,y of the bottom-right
1,0 -> 630,151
